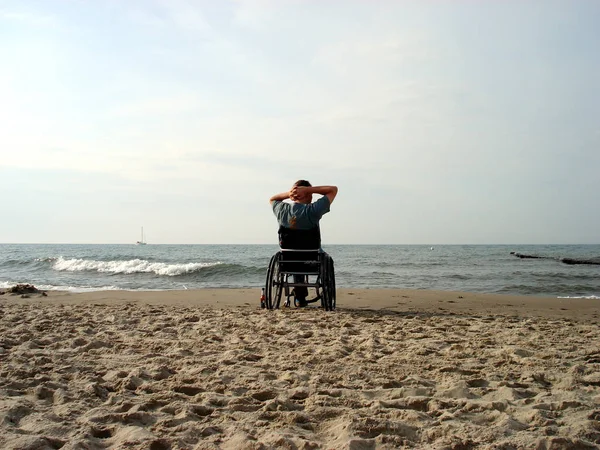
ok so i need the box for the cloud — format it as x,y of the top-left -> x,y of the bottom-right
155,0 -> 213,34
230,0 -> 281,30
2,0 -> 598,243
108,93 -> 207,119
0,9 -> 58,27
0,0 -> 471,197
124,0 -> 216,38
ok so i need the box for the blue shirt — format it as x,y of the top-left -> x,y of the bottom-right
271,196 -> 331,229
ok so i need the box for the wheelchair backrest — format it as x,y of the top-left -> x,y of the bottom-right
278,226 -> 321,250
279,249 -> 320,274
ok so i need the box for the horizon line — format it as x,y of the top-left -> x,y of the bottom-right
1,243 -> 598,246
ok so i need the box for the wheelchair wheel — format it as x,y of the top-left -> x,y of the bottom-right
264,253 -> 279,310
324,255 -> 336,311
328,257 -> 336,311
320,256 -> 329,310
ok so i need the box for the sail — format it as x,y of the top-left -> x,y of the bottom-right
136,227 -> 147,245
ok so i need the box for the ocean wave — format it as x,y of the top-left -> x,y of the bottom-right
496,283 -> 599,297
530,272 -> 600,282
370,261 -> 445,268
1,258 -> 38,267
52,257 -> 223,276
184,263 -> 265,279
444,274 -> 470,280
0,281 -> 116,292
40,284 -> 124,292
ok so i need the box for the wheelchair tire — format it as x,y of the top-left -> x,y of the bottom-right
265,253 -> 279,310
327,256 -> 336,311
320,255 -> 329,310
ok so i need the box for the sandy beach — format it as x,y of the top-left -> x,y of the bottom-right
1,288 -> 600,449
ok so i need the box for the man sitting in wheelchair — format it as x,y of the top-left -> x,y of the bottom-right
268,181 -> 338,308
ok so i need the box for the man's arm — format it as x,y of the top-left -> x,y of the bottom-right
293,185 -> 338,204
312,186 -> 338,204
269,191 -> 291,204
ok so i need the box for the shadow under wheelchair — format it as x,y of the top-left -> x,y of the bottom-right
264,226 -> 336,311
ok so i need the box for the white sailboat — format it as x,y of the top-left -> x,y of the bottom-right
136,227 -> 147,245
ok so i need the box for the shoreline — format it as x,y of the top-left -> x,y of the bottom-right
3,287 -> 600,323
3,284 -> 599,299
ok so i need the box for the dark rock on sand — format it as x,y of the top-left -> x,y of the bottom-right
5,284 -> 45,295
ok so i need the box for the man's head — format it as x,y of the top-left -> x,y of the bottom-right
294,180 -> 311,188
292,179 -> 312,204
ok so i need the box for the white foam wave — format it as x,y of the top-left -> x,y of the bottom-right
557,295 -> 600,299
52,257 -> 222,276
40,284 -> 123,292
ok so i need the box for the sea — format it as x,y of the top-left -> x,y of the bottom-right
0,244 -> 599,298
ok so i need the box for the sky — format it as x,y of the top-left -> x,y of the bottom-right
1,0 -> 599,244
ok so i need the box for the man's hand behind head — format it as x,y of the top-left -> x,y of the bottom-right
290,185 -> 312,204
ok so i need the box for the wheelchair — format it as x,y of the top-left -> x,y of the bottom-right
264,226 -> 336,311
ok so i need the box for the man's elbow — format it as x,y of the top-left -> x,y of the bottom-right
326,186 -> 338,203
